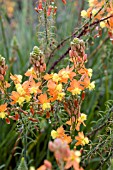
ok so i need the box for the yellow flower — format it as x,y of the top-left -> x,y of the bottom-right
42,103 -> 51,110
25,67 -> 37,79
100,21 -> 106,28
10,74 -> 22,84
65,150 -> 81,169
51,130 -> 58,139
60,70 -> 69,79
25,95 -> 31,102
88,0 -> 95,7
17,75 -> 22,82
29,87 -> 37,94
88,68 -> 93,78
0,112 -> 7,119
83,137 -> 89,145
73,151 -> 81,163
17,97 -> 25,105
38,94 -> 51,110
29,167 -> 35,170
56,83 -> 62,92
75,132 -> 89,146
0,104 -> 7,119
72,88 -> 81,95
88,81 -> 95,90
81,10 -> 88,18
92,9 -> 98,16
79,113 -> 87,121
52,73 -> 61,83
57,92 -> 65,101
15,84 -> 25,95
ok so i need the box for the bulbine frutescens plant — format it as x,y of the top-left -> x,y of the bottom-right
0,0 -> 113,169
0,37 -> 94,170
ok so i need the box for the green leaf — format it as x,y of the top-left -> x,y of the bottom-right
17,157 -> 28,170
108,159 -> 113,170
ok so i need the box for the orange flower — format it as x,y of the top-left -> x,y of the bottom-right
38,93 -> 49,103
10,89 -> 31,105
58,66 -> 76,83
65,150 -> 82,170
67,79 -> 82,95
25,67 -> 37,79
10,91 -> 20,105
44,73 -> 53,81
44,66 -> 76,84
28,79 -> 41,95
66,117 -> 76,130
10,77 -> 42,105
78,68 -> 86,75
10,74 -> 22,84
106,3 -> 113,31
76,113 -> 87,131
66,119 -> 72,126
57,126 -> 65,135
44,73 -> 61,83
51,126 -> 72,144
47,80 -> 57,94
0,103 -> 7,112
82,0 -> 109,20
75,132 -> 89,146
38,94 -> 51,110
4,81 -> 10,88
21,80 -> 30,94
47,80 -> 65,101
0,103 -> 7,119
79,75 -> 90,89
66,114 -> 87,132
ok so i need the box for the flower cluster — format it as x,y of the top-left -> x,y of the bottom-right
0,55 -> 8,81
35,0 -> 67,16
38,138 -> 83,170
81,0 -> 113,38
0,38 -> 93,169
30,46 -> 46,78
0,55 -> 9,94
0,37 -> 92,141
51,126 -> 72,144
35,0 -> 57,16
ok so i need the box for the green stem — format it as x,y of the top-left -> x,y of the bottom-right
105,70 -> 109,101
44,2 -> 49,50
21,114 -> 27,162
0,16 -> 9,61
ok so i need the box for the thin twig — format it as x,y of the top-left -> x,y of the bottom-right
46,0 -> 109,67
48,15 -> 113,73
46,21 -> 88,66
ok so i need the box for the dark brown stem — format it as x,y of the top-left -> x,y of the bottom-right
48,47 -> 70,73
46,1 -> 109,67
48,15 -> 113,73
